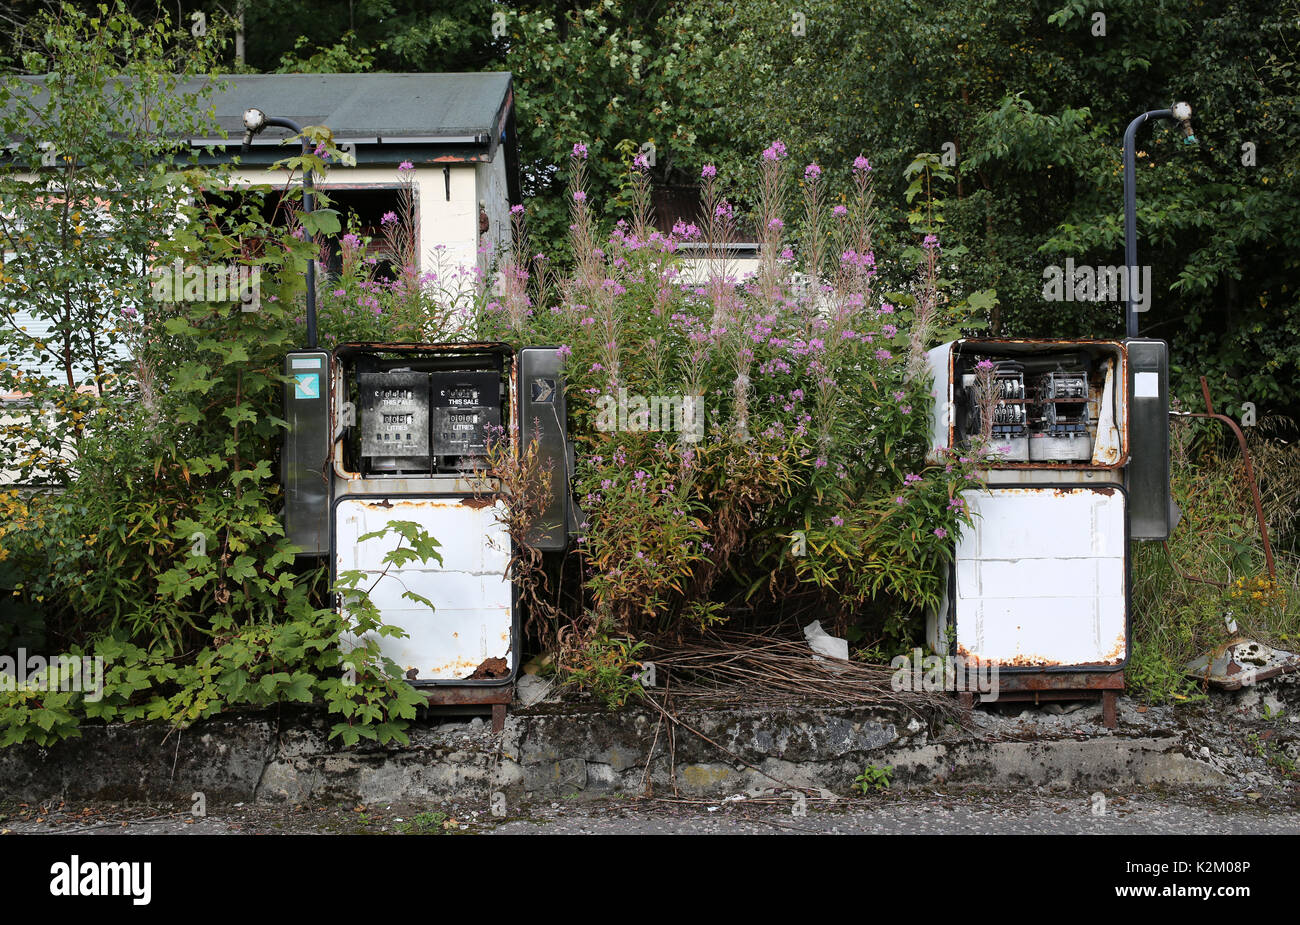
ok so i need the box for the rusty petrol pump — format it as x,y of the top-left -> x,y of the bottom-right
280,342 -> 574,731
921,104 -> 1195,727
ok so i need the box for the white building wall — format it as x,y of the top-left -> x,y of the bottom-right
222,163 -> 481,279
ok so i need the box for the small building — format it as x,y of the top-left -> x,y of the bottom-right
1,72 -> 522,484
190,72 -> 522,277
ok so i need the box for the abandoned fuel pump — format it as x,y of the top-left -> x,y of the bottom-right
925,337 -> 1174,726
920,100 -> 1194,727
280,342 -> 574,728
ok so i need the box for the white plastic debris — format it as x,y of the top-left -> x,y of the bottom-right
803,620 -> 849,661
1091,359 -> 1121,465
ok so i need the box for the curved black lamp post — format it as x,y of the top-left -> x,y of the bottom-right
241,107 -> 318,349
1122,101 -> 1196,338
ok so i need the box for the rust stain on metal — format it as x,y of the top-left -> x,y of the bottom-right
466,657 -> 510,680
994,671 -> 1124,693
964,338 -> 1123,347
334,341 -> 511,354
360,497 -> 463,513
435,656 -> 484,677
990,459 -> 1125,471
422,685 -> 512,706
1102,627 -> 1128,663
461,496 -> 495,509
956,643 -> 1123,669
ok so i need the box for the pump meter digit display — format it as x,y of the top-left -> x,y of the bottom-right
359,371 -> 430,459
431,371 -> 501,460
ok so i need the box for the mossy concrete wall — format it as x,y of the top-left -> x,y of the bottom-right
1,690 -> 1267,805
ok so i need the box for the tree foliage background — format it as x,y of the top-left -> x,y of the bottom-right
5,0 -> 1296,414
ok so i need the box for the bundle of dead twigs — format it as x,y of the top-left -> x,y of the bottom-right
643,631 -> 965,722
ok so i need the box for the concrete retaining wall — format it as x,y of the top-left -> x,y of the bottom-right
0,696 -> 1241,806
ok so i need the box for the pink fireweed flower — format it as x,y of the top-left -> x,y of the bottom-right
633,153 -> 650,170
853,155 -> 871,172
573,143 -> 588,159
904,473 -> 922,485
923,234 -> 939,249
833,205 -> 848,217
875,348 -> 893,361
882,323 -> 897,337
380,211 -> 397,225
894,496 -> 906,505
671,219 -> 701,239
510,204 -> 525,215
555,344 -> 572,358
976,358 -> 995,371
780,247 -> 794,260
762,140 -> 788,161
933,527 -> 948,539
815,457 -> 827,468
804,163 -> 821,180
332,288 -> 346,297
768,218 -> 784,230
831,515 -> 844,527
701,164 -> 717,178
948,497 -> 965,510
398,160 -> 414,171
877,302 -> 895,315
573,190 -> 587,202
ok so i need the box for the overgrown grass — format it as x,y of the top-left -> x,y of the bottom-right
1130,418 -> 1300,704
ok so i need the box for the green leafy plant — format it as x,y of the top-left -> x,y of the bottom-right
0,4 -> 438,747
854,764 -> 894,794
0,520 -> 434,747
559,631 -> 648,710
393,811 -> 450,835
